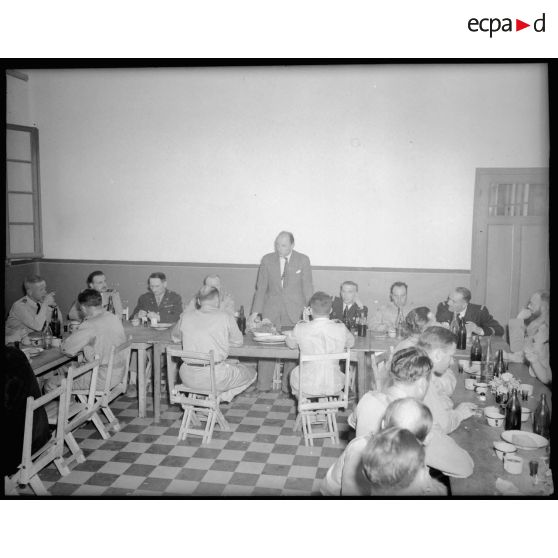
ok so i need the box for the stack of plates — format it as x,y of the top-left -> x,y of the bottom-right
501,430 -> 548,450
150,323 -> 173,330
253,333 -> 286,344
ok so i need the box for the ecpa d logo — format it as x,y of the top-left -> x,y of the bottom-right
468,13 -> 545,37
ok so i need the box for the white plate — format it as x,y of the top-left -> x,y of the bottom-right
150,323 -> 173,330
252,331 -> 275,338
255,340 -> 286,345
22,347 -> 44,358
501,430 -> 548,450
255,334 -> 285,342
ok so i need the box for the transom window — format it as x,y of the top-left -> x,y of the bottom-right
488,182 -> 548,217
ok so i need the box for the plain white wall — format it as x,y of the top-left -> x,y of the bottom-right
13,64 -> 549,268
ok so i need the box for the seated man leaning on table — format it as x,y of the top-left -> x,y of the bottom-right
68,270 -> 123,322
132,272 -> 182,324
45,289 -> 127,391
506,290 -> 551,386
5,275 -> 64,344
436,287 -> 504,337
323,398 -> 449,496
330,281 -> 367,323
285,291 -> 355,398
171,286 -> 256,401
184,274 -> 235,315
368,281 -> 414,334
347,346 -> 473,493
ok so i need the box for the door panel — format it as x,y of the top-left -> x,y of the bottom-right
517,224 -> 549,313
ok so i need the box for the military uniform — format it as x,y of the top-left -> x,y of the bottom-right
132,289 -> 183,323
5,296 -> 63,342
68,290 -> 123,322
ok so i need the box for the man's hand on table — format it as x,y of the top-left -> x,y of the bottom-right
456,402 -> 477,421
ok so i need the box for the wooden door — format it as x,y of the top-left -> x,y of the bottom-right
470,168 -> 549,326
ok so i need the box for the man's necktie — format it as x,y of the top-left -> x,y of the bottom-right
36,302 -> 41,314
281,257 -> 288,287
343,305 -> 348,322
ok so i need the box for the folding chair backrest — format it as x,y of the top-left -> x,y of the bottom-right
103,339 -> 133,396
65,358 -> 101,430
166,347 -> 216,397
20,379 -> 68,486
298,351 -> 351,407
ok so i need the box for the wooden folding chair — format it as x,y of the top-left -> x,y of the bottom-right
97,340 -> 132,432
47,358 -> 108,468
294,351 -> 351,447
166,347 -> 230,444
11,379 -> 70,495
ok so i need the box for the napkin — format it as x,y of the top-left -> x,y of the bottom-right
495,477 -> 521,495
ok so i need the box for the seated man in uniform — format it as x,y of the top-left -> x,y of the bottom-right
286,291 -> 355,399
171,286 -> 256,401
67,270 -> 123,322
330,281 -> 367,324
436,287 -> 504,337
5,275 -> 64,344
506,290 -> 550,385
184,274 -> 235,315
361,427 -> 447,496
46,289 -> 127,391
368,281 -> 414,334
132,272 -> 182,324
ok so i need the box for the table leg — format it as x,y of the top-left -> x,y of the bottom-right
137,348 -> 146,418
153,343 -> 162,423
356,352 -> 368,401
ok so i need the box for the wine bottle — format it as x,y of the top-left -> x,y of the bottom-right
358,310 -> 367,337
395,308 -> 404,339
237,305 -> 246,335
505,388 -> 522,430
470,334 -> 482,362
533,393 -> 551,439
50,306 -> 61,338
457,316 -> 467,350
493,349 -> 506,378
450,312 -> 459,337
106,293 -> 115,314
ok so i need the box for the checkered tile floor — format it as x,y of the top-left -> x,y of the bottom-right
22,389 -> 353,496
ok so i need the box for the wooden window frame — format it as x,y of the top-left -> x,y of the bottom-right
6,123 -> 43,260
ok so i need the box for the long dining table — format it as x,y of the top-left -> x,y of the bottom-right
124,323 -> 400,423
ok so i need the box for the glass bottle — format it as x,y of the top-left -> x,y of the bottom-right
50,306 -> 61,338
493,349 -> 506,378
456,316 -> 467,350
358,310 -> 367,337
42,324 -> 53,349
505,388 -> 522,431
395,308 -> 404,339
533,393 -> 551,439
470,334 -> 482,363
450,311 -> 459,337
106,292 -> 115,314
237,305 -> 246,335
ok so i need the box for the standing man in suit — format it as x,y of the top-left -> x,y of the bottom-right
331,281 -> 367,325
436,287 -> 504,337
250,231 -> 313,392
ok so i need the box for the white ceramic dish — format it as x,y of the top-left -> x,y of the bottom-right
520,407 -> 532,422
22,347 -> 44,358
484,407 -> 505,427
255,334 -> 287,344
150,323 -> 173,330
252,331 -> 275,338
501,430 -> 548,450
493,440 -> 517,461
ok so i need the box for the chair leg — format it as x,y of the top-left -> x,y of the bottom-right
101,405 -> 121,432
64,433 -> 86,464
178,407 -> 192,441
90,412 -> 111,440
54,457 -> 71,477
215,407 -> 230,431
29,474 -> 49,496
203,410 -> 217,444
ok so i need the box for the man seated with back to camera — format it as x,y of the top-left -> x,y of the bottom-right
171,286 -> 256,401
436,286 -> 504,337
285,291 -> 355,399
45,289 -> 127,392
322,397 -> 472,496
68,270 -> 123,322
184,274 -> 235,316
361,426 -> 447,497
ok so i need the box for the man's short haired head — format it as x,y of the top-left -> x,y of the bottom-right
23,275 -> 47,301
203,275 -> 222,290
149,272 -> 167,282
455,287 -> 472,303
390,282 -> 408,307
86,271 -> 107,292
361,427 -> 426,495
405,306 -> 432,335
148,272 -> 167,296
197,286 -> 220,307
448,287 -> 471,313
77,289 -> 103,308
390,346 -> 432,384
340,281 -> 359,305
528,290 -> 550,320
382,398 -> 433,443
417,326 -> 457,374
275,231 -> 295,257
309,291 -> 333,316
87,270 -> 104,286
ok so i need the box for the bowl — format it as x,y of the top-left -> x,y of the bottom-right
464,378 -> 476,390
521,407 -> 531,422
493,440 -> 517,461
474,382 -> 488,395
485,406 -> 505,427
504,454 -> 523,475
131,318 -> 140,327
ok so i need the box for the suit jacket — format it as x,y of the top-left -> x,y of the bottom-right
251,250 -> 313,326
435,301 -> 504,337
331,297 -> 368,322
132,289 -> 183,323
